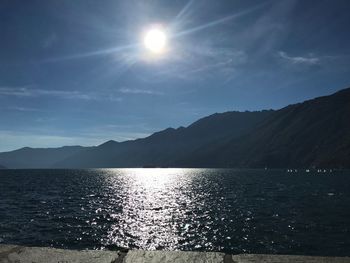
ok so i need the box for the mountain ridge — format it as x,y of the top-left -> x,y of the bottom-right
179,86 -> 350,168
1,87 -> 349,168
52,109 -> 273,168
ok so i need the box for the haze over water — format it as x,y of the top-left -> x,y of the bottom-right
0,168 -> 350,256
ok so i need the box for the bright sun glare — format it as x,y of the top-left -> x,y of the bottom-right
143,27 -> 167,54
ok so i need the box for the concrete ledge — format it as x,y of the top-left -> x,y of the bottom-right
1,245 -> 350,263
0,245 -> 123,263
124,250 -> 224,263
231,254 -> 350,263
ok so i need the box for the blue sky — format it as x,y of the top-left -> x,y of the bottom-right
0,0 -> 350,152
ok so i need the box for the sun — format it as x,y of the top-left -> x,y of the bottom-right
143,27 -> 167,54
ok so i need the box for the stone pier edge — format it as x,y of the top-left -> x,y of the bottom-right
1,244 -> 350,263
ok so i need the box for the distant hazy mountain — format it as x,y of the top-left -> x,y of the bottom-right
0,146 -> 89,168
1,87 -> 349,168
0,164 -> 6,169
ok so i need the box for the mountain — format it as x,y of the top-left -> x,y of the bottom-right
178,87 -> 350,168
1,87 -> 349,168
53,110 -> 273,168
0,146 -> 89,168
0,164 -> 6,169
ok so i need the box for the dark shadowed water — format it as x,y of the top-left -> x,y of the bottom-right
0,168 -> 349,256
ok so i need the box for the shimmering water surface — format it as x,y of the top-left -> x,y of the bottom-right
0,169 -> 350,256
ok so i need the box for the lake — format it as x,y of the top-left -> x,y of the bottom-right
0,168 -> 349,256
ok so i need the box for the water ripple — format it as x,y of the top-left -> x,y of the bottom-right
0,168 -> 350,256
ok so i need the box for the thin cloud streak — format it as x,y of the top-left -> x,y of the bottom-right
278,51 -> 320,65
119,87 -> 163,95
6,106 -> 41,112
0,86 -> 122,101
0,86 -> 93,100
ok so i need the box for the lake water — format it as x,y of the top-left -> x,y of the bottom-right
0,168 -> 349,256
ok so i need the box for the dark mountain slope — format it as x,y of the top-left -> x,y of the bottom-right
2,87 -> 349,168
54,110 -> 273,168
0,146 -> 88,168
180,88 -> 350,168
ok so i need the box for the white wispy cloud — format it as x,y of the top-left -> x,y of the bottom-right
0,86 -> 122,101
0,86 -> 92,99
6,106 -> 41,112
119,87 -> 163,95
278,51 -> 320,65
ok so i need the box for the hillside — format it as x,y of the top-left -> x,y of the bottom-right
53,110 -> 272,168
179,88 -> 350,168
0,146 -> 89,168
1,87 -> 349,169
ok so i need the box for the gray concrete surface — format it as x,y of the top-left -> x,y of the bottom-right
1,245 -> 350,263
231,254 -> 350,263
0,245 -> 123,263
124,250 -> 224,263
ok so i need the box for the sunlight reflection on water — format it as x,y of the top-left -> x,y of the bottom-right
1,168 -> 350,256
103,168 -> 211,250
